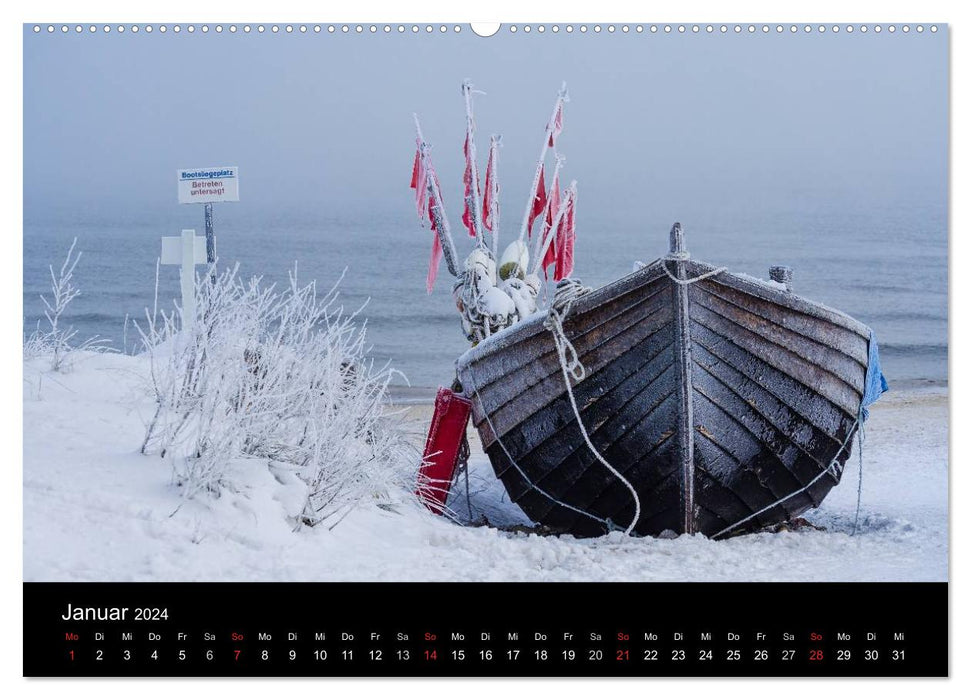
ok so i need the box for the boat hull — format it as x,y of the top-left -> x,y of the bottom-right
455,259 -> 871,538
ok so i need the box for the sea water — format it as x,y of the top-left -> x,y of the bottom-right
23,201 -> 946,389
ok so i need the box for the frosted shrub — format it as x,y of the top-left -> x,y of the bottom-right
23,238 -> 111,370
137,264 -> 414,527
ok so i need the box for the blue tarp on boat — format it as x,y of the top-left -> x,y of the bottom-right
861,330 -> 889,421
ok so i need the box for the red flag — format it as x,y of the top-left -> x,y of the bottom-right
410,148 -> 420,189
554,192 -> 576,281
540,175 -> 561,276
548,102 -> 563,148
411,145 -> 428,223
482,141 -> 498,232
527,165 -> 547,239
426,192 -> 442,293
426,233 -> 442,294
461,135 -> 479,238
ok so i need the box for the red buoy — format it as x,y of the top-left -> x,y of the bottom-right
416,388 -> 472,515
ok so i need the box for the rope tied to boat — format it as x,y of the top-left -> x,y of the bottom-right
711,411 -> 864,539
544,279 -> 643,536
542,279 -> 591,381
464,366 -> 614,531
852,418 -> 866,536
660,256 -> 728,286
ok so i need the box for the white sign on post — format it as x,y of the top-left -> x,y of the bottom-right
161,230 -> 209,330
177,166 -> 239,204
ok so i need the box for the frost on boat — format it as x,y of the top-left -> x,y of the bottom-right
411,82 -> 888,538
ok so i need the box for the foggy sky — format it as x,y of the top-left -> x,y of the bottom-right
24,26 -> 947,226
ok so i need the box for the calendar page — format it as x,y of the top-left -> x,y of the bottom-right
22,19 -> 948,678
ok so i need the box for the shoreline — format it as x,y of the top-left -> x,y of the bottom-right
23,354 -> 948,582
388,378 -> 948,406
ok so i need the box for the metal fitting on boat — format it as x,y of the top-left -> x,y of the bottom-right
770,265 -> 793,291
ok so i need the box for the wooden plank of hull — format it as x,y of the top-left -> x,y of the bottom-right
466,276 -> 671,415
489,337 -> 677,487
689,328 -> 860,537
690,288 -> 868,389
690,328 -> 856,442
456,257 -> 871,538
684,260 -> 871,337
472,315 -> 682,536
697,280 -> 870,367
473,268 -> 670,368
515,379 -> 680,532
689,302 -> 863,416
473,291 -> 673,442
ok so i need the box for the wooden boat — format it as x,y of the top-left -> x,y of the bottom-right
455,224 -> 878,539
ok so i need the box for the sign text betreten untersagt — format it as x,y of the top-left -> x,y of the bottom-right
177,167 -> 240,204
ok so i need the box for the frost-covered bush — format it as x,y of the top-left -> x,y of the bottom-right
23,238 -> 111,370
137,264 -> 414,527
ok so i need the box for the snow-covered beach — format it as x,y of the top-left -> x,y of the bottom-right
23,352 -> 947,583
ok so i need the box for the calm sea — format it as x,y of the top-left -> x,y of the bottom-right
23,203 -> 947,389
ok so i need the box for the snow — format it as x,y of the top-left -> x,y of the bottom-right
24,352 -> 947,582
479,285 -> 516,318
457,307 -> 546,365
734,271 -> 790,292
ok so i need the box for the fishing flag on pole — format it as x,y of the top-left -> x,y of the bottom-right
413,146 -> 444,293
540,175 -> 561,276
410,141 -> 428,224
461,135 -> 480,238
427,192 -> 443,293
410,148 -> 420,188
554,188 -> 576,281
527,165 -> 547,239
482,138 -> 499,232
548,101 -> 564,148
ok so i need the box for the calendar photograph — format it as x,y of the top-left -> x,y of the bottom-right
23,22 -> 947,592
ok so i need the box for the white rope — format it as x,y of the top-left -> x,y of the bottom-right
543,280 -> 642,536
660,258 -> 728,286
711,413 -> 862,539
852,420 -> 866,536
464,366 -> 612,530
542,280 -> 588,381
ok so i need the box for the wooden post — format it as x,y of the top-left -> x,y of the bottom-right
669,222 -> 686,257
770,265 -> 793,292
204,202 -> 216,284
161,229 -> 207,332
181,229 -> 196,327
669,222 -> 696,535
204,202 -> 215,263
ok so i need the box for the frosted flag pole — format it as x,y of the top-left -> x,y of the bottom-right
517,82 -> 568,245
461,80 -> 487,250
413,114 -> 460,279
531,153 -> 566,267
483,134 -> 501,255
532,181 -> 577,278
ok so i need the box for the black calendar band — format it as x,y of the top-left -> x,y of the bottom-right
24,581 -> 947,677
